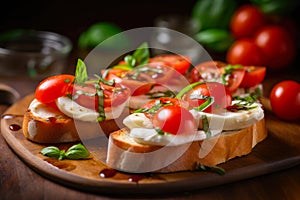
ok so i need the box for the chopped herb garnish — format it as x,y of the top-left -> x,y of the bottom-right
201,115 -> 211,138
191,95 -> 214,112
195,163 -> 226,175
228,89 -> 262,112
221,64 -> 243,85
146,90 -> 176,99
94,81 -> 106,122
155,128 -> 166,135
133,99 -> 173,114
64,78 -> 72,83
94,74 -> 115,86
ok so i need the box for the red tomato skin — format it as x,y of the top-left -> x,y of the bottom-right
182,82 -> 232,113
239,66 -> 266,88
35,74 -> 75,103
190,61 -> 245,92
73,84 -> 130,110
149,54 -> 191,75
226,39 -> 265,66
254,25 -> 296,70
270,80 -> 300,120
152,105 -> 196,135
230,4 -> 267,39
189,61 -> 226,83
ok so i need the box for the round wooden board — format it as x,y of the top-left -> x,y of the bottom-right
1,94 -> 300,195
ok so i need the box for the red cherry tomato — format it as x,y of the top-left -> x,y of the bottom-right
254,25 -> 296,70
149,54 -> 191,75
35,74 -> 75,103
152,105 -> 196,135
230,4 -> 267,39
141,97 -> 189,118
73,83 -> 130,110
239,66 -> 266,88
182,82 -> 232,113
226,38 -> 265,67
270,80 -> 300,120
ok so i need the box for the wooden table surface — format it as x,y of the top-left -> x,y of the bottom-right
0,65 -> 300,200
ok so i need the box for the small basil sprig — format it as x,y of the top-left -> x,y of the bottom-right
75,59 -> 89,85
124,42 -> 149,67
41,144 -> 90,160
195,163 -> 226,175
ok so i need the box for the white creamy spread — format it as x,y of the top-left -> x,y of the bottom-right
123,101 -> 264,146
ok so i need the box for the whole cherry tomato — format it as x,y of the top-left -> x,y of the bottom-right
270,80 -> 300,120
226,38 -> 265,66
35,74 -> 75,103
152,105 -> 196,135
230,4 -> 267,39
254,25 -> 296,70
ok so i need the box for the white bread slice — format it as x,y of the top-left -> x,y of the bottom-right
107,119 -> 267,173
22,101 -> 126,143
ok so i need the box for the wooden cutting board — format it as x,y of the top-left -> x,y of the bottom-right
1,94 -> 300,195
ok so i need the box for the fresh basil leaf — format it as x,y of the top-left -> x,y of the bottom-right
124,55 -> 136,67
75,59 -> 88,85
65,144 -> 90,160
41,146 -> 65,160
132,42 -> 149,66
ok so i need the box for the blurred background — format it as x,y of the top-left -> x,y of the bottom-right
0,0 -> 197,43
1,0 -> 299,73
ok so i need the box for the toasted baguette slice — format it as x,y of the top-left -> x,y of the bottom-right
107,119 -> 267,173
22,100 -> 125,143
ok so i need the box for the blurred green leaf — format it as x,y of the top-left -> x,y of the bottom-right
78,22 -> 124,49
192,0 -> 237,30
194,29 -> 234,52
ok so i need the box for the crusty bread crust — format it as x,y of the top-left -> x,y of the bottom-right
22,108 -> 126,144
107,119 -> 267,173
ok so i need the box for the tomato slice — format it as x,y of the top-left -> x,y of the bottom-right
102,68 -> 130,83
189,61 -> 226,83
239,66 -> 266,88
152,105 -> 196,135
181,82 -> 232,113
190,61 -> 245,92
149,54 -> 191,75
35,74 -> 75,103
73,83 -> 130,110
222,67 -> 246,92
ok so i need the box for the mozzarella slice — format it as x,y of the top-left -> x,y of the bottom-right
56,96 -> 127,122
195,102 -> 264,130
123,101 -> 264,145
29,99 -> 66,119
